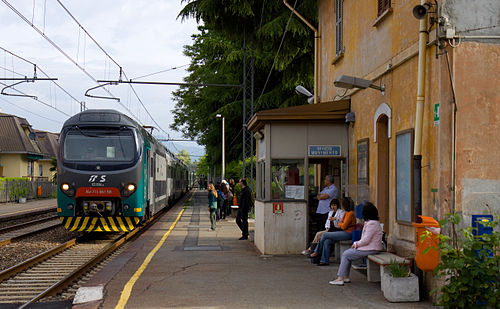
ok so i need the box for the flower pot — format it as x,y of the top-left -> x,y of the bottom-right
381,266 -> 419,302
18,197 -> 27,203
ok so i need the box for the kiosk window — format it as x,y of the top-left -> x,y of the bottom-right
271,160 -> 305,200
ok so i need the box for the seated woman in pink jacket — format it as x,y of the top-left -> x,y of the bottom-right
329,201 -> 383,286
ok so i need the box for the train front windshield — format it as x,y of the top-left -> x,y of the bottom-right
62,128 -> 140,170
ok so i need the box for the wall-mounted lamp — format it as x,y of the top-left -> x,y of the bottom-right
334,75 -> 385,95
295,85 -> 314,104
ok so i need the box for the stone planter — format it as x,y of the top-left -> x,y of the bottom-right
381,266 -> 419,302
18,197 -> 27,204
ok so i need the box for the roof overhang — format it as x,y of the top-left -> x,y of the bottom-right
247,100 -> 350,132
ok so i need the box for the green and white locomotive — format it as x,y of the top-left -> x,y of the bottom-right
57,109 -> 189,232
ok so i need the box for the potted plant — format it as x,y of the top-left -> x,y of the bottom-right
381,260 -> 419,302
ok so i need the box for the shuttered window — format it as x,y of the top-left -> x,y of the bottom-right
335,0 -> 343,56
378,0 -> 391,16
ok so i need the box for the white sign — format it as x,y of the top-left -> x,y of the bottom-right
285,185 -> 304,199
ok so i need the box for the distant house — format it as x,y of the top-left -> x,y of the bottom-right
0,113 -> 58,180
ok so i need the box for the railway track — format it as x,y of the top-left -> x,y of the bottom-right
0,190 -> 193,308
0,216 -> 62,246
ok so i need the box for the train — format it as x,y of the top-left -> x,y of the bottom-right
57,109 -> 192,232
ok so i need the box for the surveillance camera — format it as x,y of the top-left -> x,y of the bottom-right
345,112 -> 355,124
412,2 -> 432,19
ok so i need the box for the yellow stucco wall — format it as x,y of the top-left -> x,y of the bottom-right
318,0 -> 443,247
0,154 -> 27,177
0,154 -> 54,180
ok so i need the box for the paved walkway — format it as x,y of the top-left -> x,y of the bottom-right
0,198 -> 56,219
74,190 -> 435,309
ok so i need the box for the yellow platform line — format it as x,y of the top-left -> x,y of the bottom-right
115,209 -> 184,309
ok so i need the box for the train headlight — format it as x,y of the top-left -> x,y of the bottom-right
121,183 -> 137,197
61,183 -> 75,197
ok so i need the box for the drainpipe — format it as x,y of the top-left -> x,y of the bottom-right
283,0 -> 319,104
413,0 -> 428,220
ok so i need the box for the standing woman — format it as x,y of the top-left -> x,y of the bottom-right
207,183 -> 218,231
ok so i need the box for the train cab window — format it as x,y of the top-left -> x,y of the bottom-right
62,128 -> 139,171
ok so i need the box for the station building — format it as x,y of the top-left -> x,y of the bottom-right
249,0 -> 500,295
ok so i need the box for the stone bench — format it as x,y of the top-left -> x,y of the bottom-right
334,240 -> 353,263
366,252 -> 411,282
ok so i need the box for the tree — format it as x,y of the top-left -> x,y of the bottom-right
195,154 -> 210,178
173,0 -> 317,168
177,149 -> 192,165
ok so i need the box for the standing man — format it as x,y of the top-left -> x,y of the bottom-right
316,175 -> 338,232
236,178 -> 251,240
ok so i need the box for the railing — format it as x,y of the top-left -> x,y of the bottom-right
0,178 -> 56,203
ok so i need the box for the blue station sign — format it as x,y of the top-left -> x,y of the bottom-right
308,145 -> 341,157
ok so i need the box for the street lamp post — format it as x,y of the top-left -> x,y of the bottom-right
216,114 -> 225,181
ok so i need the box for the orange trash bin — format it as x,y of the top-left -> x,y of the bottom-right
412,215 -> 440,271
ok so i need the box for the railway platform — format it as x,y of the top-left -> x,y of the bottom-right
72,189 -> 434,309
0,198 -> 56,220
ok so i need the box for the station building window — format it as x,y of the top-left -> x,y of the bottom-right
271,159 -> 305,200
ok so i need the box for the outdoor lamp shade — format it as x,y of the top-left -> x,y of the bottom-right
334,75 -> 373,89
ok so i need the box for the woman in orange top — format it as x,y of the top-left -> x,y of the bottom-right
309,197 -> 355,265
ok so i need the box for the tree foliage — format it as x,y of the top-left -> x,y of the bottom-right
173,0 -> 317,167
176,149 -> 192,165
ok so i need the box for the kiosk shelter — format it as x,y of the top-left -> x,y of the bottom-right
248,100 -> 350,254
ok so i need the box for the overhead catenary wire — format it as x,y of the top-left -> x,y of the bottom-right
131,64 -> 189,80
1,0 -> 140,122
0,96 -> 61,123
0,81 -> 71,117
55,0 -> 176,140
0,46 -> 82,107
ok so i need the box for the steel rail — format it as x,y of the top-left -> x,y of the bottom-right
0,215 -> 59,234
0,239 -> 76,282
0,219 -> 62,246
18,203 -> 178,308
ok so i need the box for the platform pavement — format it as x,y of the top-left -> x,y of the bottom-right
0,198 -> 56,219
71,190 -> 435,309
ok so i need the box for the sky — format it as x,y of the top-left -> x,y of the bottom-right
0,0 -> 205,160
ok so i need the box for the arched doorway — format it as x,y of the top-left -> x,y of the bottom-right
376,115 -> 389,233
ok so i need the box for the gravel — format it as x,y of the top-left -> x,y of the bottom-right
0,226 -> 81,271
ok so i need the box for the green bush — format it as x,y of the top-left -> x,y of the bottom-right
428,213 -> 499,308
3,178 -> 29,200
387,260 -> 410,278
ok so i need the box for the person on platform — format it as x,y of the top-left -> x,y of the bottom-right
329,201 -> 383,285
207,183 -> 218,231
302,198 -> 343,255
221,179 -> 231,219
236,178 -> 251,240
215,183 -> 224,220
315,175 -> 338,232
309,197 -> 355,265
